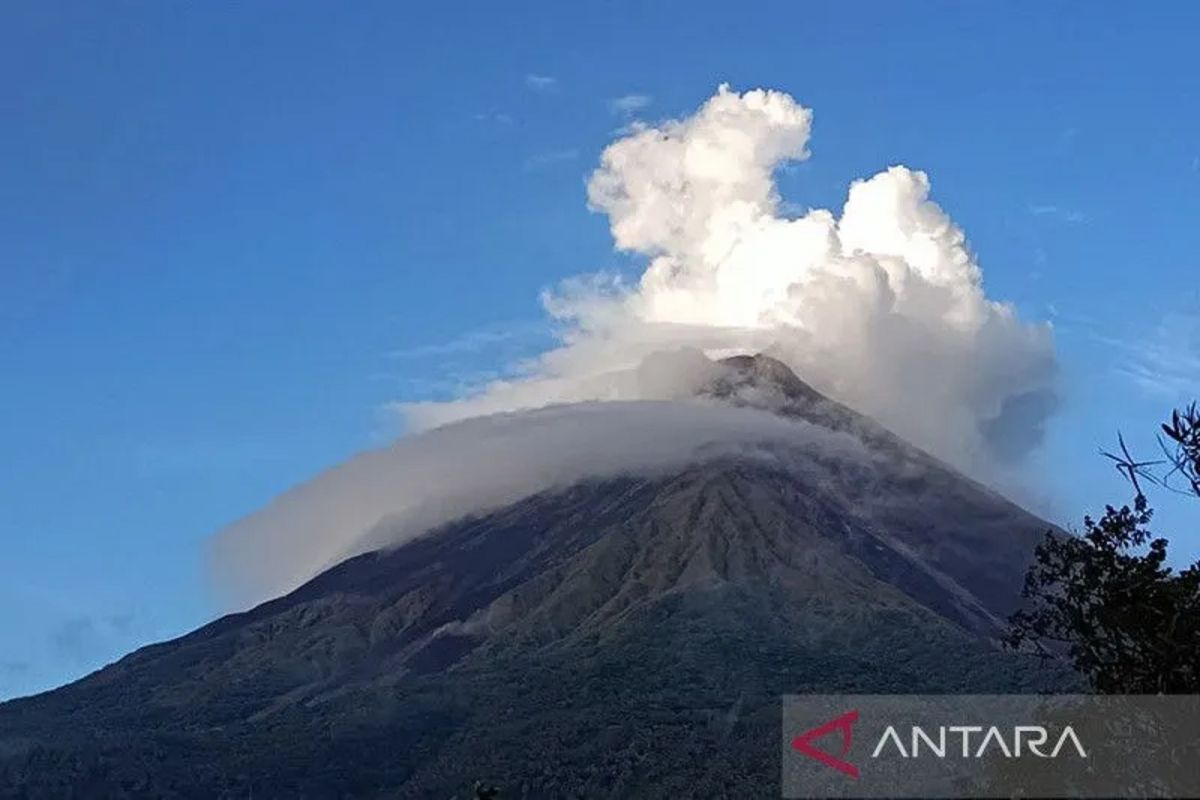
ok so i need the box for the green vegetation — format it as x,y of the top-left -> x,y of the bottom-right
1008,405 -> 1200,692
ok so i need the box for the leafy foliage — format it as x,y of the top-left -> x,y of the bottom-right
1008,407 -> 1200,693
1161,403 -> 1200,496
472,779 -> 501,799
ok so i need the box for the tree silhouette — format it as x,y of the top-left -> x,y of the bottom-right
473,779 -> 500,799
1007,405 -> 1200,693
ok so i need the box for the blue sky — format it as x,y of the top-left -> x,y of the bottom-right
2,1 -> 1199,699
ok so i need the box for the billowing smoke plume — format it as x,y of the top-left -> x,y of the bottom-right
407,85 -> 1057,474
211,85 -> 1059,608
211,401 -> 867,608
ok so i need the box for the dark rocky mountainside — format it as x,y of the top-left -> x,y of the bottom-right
0,356 -> 1074,798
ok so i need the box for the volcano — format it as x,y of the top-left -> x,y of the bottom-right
0,355 -> 1073,798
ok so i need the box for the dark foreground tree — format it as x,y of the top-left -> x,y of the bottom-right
1007,405 -> 1200,693
473,779 -> 500,799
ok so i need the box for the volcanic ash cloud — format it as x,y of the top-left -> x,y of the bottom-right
406,84 -> 1058,475
211,85 -> 1061,609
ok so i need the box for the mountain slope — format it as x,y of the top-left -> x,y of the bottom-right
0,356 -> 1075,798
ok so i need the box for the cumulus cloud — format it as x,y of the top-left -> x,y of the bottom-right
211,399 -> 867,608
404,84 -> 1059,476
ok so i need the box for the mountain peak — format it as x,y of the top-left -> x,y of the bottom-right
0,351 -> 1072,798
700,352 -> 883,447
710,353 -> 826,405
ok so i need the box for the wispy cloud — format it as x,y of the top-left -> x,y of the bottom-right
387,324 -> 537,360
1113,313 -> 1200,399
523,148 -> 579,171
1028,204 -> 1087,223
525,73 -> 558,92
1051,301 -> 1200,399
609,93 -> 652,115
381,321 -> 551,413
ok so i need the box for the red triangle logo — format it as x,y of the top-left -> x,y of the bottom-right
791,709 -> 860,779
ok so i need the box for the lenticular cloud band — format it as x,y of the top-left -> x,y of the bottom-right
405,84 -> 1057,475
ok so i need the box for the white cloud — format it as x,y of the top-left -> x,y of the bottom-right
387,322 -> 541,360
211,398 -> 867,608
609,93 -> 653,115
210,84 -> 1064,609
1115,313 -> 1200,400
403,84 -> 1059,476
525,74 -> 558,92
